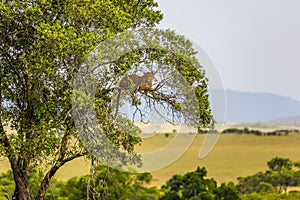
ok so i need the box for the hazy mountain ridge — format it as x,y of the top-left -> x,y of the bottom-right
220,90 -> 300,123
266,115 -> 300,125
121,89 -> 300,124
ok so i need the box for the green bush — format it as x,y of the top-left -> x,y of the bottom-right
256,182 -> 275,194
160,167 -> 241,200
0,171 -> 14,200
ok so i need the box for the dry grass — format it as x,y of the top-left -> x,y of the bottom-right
1,130 -> 300,187
148,133 -> 300,186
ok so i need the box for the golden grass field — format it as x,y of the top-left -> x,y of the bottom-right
1,125 -> 300,187
147,132 -> 300,186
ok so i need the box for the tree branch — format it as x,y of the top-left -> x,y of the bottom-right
35,152 -> 87,200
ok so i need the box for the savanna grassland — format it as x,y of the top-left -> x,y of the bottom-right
1,126 -> 300,187
147,132 -> 300,186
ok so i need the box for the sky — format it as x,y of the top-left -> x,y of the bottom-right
156,0 -> 300,102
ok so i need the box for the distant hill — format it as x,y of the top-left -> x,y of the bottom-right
267,115 -> 300,125
211,90 -> 300,123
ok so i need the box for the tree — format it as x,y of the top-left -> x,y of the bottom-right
0,1 -> 213,199
266,157 -> 294,193
237,172 -> 268,194
0,1 -> 159,199
160,167 -> 216,200
215,182 -> 241,200
0,170 -> 66,200
267,157 -> 293,171
266,168 -> 295,194
255,182 -> 275,194
160,167 -> 240,200
237,157 -> 300,195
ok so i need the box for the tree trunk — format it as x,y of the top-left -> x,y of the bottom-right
13,184 -> 31,200
11,169 -> 31,200
10,156 -> 31,200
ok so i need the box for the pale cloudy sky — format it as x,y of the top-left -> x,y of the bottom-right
156,0 -> 300,101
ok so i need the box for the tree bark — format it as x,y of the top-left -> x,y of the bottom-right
0,123 -> 31,200
11,159 -> 31,200
12,183 -> 31,200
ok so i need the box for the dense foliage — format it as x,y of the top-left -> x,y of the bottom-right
2,158 -> 300,199
0,0 -> 213,199
237,157 -> 300,199
1,166 -> 241,200
160,167 -> 240,200
0,165 -> 160,200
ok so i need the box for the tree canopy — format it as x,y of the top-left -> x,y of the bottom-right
0,0 -> 213,199
237,157 -> 300,195
160,167 -> 240,200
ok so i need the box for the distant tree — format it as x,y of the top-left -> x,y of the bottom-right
160,167 -> 216,200
243,128 -> 249,134
250,130 -> 263,136
266,132 -> 277,136
222,128 -> 242,134
237,172 -> 267,194
215,182 -> 241,200
266,168 -> 294,194
160,167 -> 240,200
256,182 -> 275,194
238,157 -> 300,195
267,157 -> 293,171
